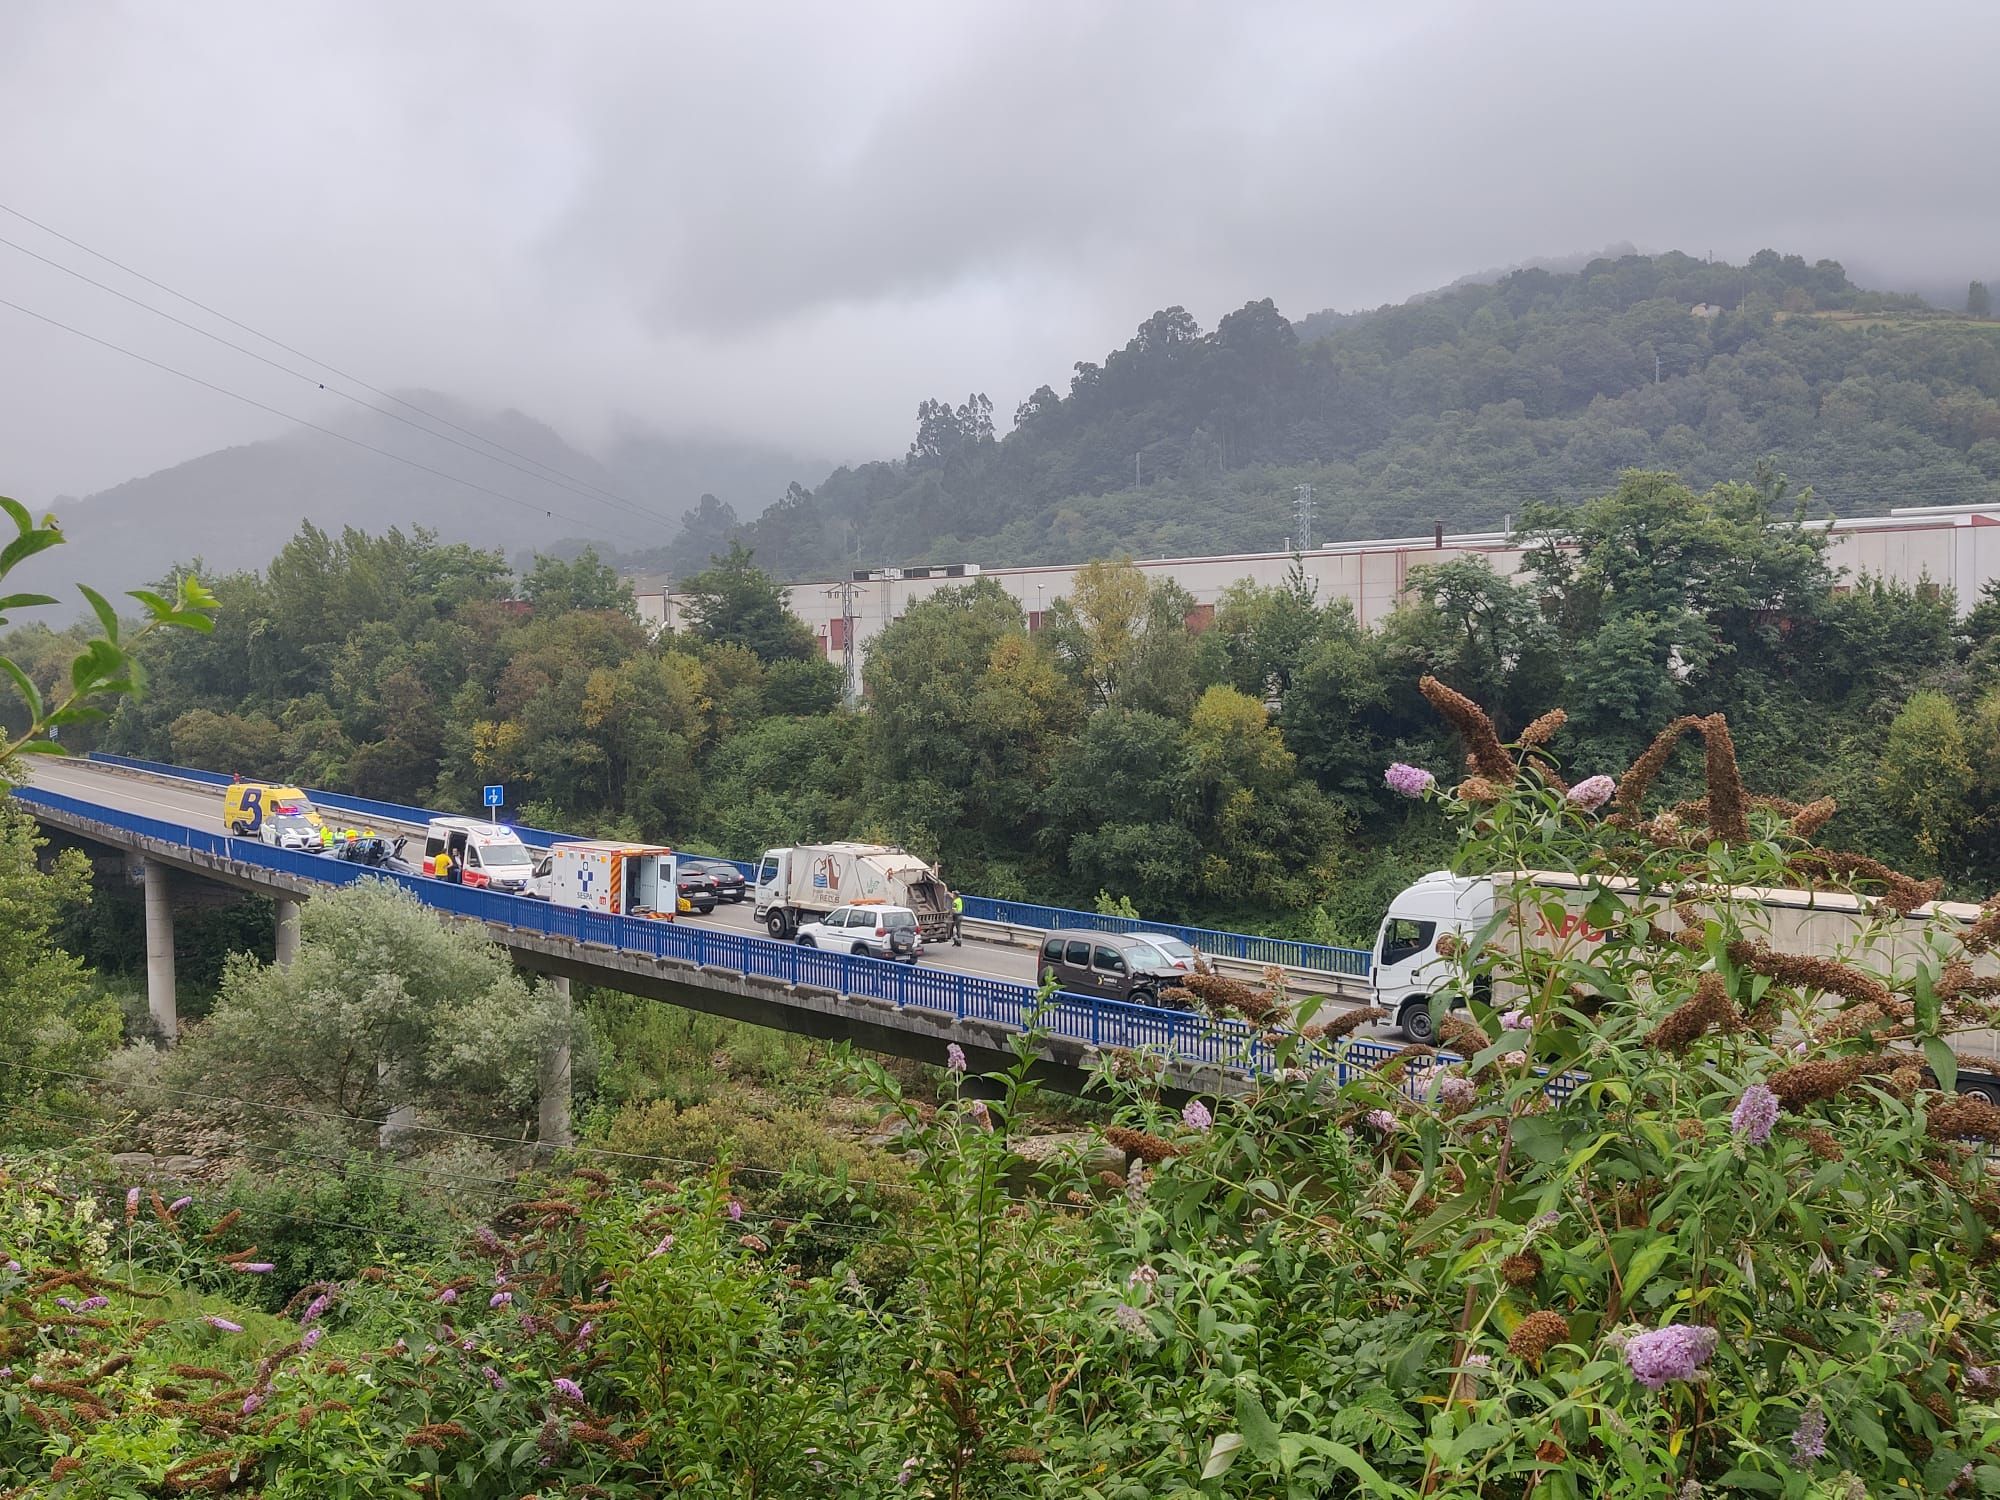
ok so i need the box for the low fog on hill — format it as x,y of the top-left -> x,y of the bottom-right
4,1 -> 1999,595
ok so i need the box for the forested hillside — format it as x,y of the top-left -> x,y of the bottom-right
648,249 -> 2000,581
10,466 -> 2000,940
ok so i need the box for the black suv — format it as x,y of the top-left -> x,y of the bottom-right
1038,929 -> 1188,1007
680,858 -> 747,903
675,869 -> 718,916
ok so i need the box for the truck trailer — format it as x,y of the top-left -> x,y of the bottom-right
754,843 -> 955,943
1371,868 -> 2000,1098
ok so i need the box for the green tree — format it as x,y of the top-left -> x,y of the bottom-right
1877,690 -> 1975,872
521,546 -> 637,616
678,543 -> 815,664
173,881 -> 565,1136
0,804 -> 118,1114
1970,280 -> 1991,318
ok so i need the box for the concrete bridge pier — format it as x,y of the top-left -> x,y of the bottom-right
141,860 -> 178,1044
274,897 -> 301,966
538,976 -> 573,1153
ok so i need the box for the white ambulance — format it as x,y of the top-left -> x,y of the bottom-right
528,841 -> 679,918
423,817 -> 536,894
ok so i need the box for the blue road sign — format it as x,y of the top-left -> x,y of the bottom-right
483,784 -> 504,808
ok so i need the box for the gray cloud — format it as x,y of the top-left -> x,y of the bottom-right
2,0 -> 1997,507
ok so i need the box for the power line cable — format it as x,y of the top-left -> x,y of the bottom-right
0,199 -> 673,527
0,293 -> 631,548
0,232 -> 676,536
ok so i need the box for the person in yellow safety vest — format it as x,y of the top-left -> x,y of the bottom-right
434,848 -> 453,883
319,824 -> 335,851
951,892 -> 964,946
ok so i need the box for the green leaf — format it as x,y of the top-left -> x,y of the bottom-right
1201,1432 -> 1244,1480
1236,1388 -> 1282,1461
126,588 -> 177,619
1510,1114 -> 1569,1165
0,496 -> 30,534
11,739 -> 71,757
1923,1036 -> 1957,1095
1621,1236 -> 1676,1303
1299,1437 -> 1399,1495
1715,1469 -> 1783,1493
76,584 -> 120,643
0,657 -> 43,723
0,593 -> 58,614
0,525 -> 62,580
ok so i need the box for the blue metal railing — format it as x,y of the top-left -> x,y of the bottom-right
18,781 -> 1591,1097
962,897 -> 1372,979
81,752 -> 1372,977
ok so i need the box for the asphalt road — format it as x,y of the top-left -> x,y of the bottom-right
26,757 -> 1399,1042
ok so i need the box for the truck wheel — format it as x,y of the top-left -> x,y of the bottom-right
1397,998 -> 1435,1044
767,910 -> 790,938
1959,1073 -> 2000,1106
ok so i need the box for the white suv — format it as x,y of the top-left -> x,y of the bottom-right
793,904 -> 923,963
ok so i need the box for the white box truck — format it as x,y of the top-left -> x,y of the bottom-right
754,843 -> 955,943
1371,869 -> 1999,1097
529,841 -> 680,918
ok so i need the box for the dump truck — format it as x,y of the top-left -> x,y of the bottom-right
1371,869 -> 2000,1099
754,843 -> 954,943
528,841 -> 681,918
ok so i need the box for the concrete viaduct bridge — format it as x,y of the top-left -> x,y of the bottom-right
14,758 -> 1384,1140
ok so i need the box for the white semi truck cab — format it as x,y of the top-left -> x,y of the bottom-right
1370,872 -> 1497,1044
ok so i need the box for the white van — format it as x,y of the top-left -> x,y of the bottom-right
424,817 -> 535,894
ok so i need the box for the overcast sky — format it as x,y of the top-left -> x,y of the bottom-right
4,0 -> 1998,506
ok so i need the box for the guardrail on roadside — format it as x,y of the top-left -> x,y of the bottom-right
80,752 -> 1373,979
20,779 -> 1579,1098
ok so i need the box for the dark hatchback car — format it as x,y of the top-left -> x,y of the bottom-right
675,869 -> 718,916
1038,929 -> 1188,1007
680,858 -> 747,903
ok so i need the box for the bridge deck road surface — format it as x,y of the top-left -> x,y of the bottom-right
23,757 -> 1401,1046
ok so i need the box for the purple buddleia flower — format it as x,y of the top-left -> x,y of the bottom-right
436,1287 -> 458,1305
726,1199 -> 744,1222
241,1391 -> 265,1416
1385,762 -> 1436,799
235,1263 -> 275,1274
483,1365 -> 507,1390
300,1294 -> 330,1324
1182,1098 -> 1213,1132
1731,1084 -> 1779,1146
1791,1399 -> 1828,1463
1567,775 -> 1616,812
896,1456 -> 920,1487
1500,1009 -> 1529,1030
519,1315 -> 541,1337
1964,1366 -> 1996,1391
80,1296 -> 108,1311
126,1186 -> 141,1217
1365,1109 -> 1398,1133
1110,1303 -> 1149,1335
55,1298 -> 75,1310
945,1044 -> 967,1073
168,1196 -> 193,1214
968,1098 -> 992,1129
573,1320 -> 594,1346
205,1316 -> 243,1333
1624,1324 -> 1718,1389
1439,1075 -> 1476,1108
301,1327 -> 323,1351
647,1234 -> 674,1259
490,1291 -> 513,1309
551,1376 -> 586,1406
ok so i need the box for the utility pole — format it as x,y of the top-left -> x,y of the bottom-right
1135,451 -> 1142,488
1292,483 -> 1316,552
1655,352 -> 1661,384
825,578 -> 863,705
